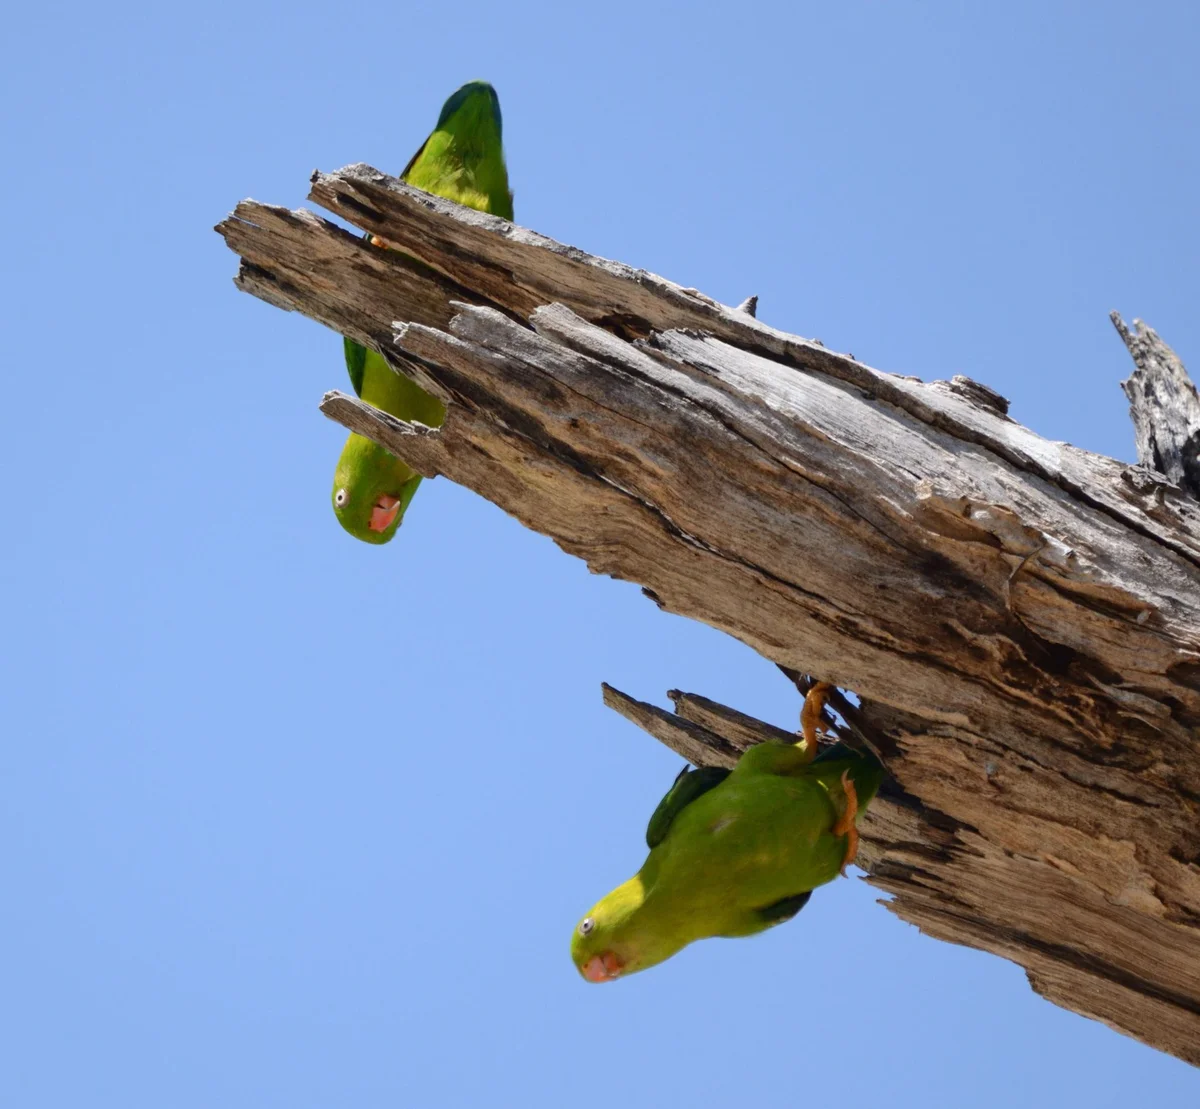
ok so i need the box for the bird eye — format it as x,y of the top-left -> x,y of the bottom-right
578,917 -> 594,936
335,488 -> 348,508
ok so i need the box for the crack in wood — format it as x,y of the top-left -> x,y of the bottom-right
217,166 -> 1200,1067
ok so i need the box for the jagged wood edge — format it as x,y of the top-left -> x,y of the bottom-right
1114,312 -> 1200,499
216,170 -> 1200,1065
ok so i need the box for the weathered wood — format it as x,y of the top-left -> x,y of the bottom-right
601,684 -> 743,767
1114,312 -> 1200,498
667,689 -> 799,750
218,164 -> 1200,1066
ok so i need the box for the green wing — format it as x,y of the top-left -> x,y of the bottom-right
645,765 -> 731,849
342,220 -> 383,399
343,336 -> 367,398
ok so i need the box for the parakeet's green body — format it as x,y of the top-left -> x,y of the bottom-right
571,742 -> 884,982
332,81 -> 513,544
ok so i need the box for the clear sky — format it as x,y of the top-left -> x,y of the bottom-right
3,1 -> 1199,1105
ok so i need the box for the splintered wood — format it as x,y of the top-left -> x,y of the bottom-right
219,165 -> 1200,1065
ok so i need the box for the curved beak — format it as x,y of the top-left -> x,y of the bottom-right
581,951 -> 625,983
368,493 -> 402,534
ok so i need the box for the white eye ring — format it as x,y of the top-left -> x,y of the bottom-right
578,917 -> 594,936
334,488 -> 348,508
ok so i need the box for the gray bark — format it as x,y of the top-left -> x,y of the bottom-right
1114,312 -> 1200,498
217,164 -> 1200,1066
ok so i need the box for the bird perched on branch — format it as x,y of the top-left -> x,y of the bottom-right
333,80 -> 514,543
571,683 -> 883,983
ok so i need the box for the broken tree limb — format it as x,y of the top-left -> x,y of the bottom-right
218,164 -> 1200,1066
601,683 -> 745,767
1114,313 -> 1200,499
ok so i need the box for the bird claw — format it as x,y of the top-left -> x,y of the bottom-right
799,681 -> 833,762
832,769 -> 860,876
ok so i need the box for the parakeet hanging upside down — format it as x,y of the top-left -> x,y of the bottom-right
571,683 -> 884,983
333,80 -> 514,543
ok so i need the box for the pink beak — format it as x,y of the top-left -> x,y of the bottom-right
581,952 -> 625,983
368,494 -> 402,533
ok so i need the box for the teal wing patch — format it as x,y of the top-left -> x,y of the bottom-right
645,765 -> 731,849
754,890 -> 813,926
343,336 -> 367,398
399,136 -> 429,182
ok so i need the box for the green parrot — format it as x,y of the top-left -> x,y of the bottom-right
571,684 -> 885,983
333,80 -> 514,543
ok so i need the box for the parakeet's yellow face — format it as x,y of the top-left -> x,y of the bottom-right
333,486 -> 404,537
331,433 -> 423,545
331,474 -> 420,545
571,907 -> 636,983
570,875 -> 682,983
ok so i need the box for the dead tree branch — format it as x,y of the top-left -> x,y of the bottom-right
218,164 -> 1200,1066
1114,313 -> 1200,499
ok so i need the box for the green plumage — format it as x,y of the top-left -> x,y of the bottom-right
644,765 -> 730,849
332,81 -> 513,544
571,741 -> 885,982
343,335 -> 367,399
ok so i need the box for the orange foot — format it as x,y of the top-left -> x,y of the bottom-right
832,769 -> 860,876
799,681 -> 833,762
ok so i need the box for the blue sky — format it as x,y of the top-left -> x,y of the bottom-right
3,1 -> 1199,1105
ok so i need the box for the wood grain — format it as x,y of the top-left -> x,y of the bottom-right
218,164 -> 1200,1065
1115,313 -> 1200,498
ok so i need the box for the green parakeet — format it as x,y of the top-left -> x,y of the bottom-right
333,80 -> 514,543
571,684 -> 884,983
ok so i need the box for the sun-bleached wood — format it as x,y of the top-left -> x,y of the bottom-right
1115,313 -> 1200,499
217,164 -> 1200,1065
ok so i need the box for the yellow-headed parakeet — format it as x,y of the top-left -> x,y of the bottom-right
571,684 -> 884,982
333,80 -> 514,543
